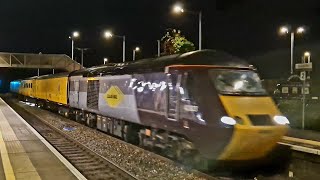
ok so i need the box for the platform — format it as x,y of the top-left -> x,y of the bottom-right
281,128 -> 320,155
0,98 -> 85,180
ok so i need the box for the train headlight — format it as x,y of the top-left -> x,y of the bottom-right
221,116 -> 236,126
273,115 -> 290,125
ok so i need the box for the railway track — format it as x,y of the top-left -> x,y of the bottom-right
6,99 -> 138,180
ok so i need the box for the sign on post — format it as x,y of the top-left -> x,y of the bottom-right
300,71 -> 306,81
295,63 -> 312,71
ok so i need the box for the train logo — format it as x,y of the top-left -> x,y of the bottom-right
103,86 -> 124,108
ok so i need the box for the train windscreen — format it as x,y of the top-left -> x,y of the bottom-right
209,69 -> 267,95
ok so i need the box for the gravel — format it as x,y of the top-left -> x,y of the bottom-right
17,101 -> 211,180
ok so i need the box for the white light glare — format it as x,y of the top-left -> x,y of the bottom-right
273,116 -> 290,125
221,116 -> 236,126
104,31 -> 113,38
73,31 -> 80,38
234,81 -> 244,90
279,26 -> 289,34
173,5 -> 184,13
296,27 -> 305,34
304,51 -> 311,57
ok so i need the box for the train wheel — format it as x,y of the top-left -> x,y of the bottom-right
85,114 -> 96,128
75,111 -> 81,122
165,140 -> 183,160
192,152 -> 209,171
122,125 -> 139,145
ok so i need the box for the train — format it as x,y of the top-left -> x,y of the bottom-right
10,50 -> 289,169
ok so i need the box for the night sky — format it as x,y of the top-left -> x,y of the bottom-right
0,0 -> 319,67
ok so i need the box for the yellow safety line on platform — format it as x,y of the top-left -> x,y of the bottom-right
283,136 -> 320,147
0,106 -> 41,180
0,113 -> 15,180
0,98 -> 87,180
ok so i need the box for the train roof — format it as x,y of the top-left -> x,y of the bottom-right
70,49 -> 250,77
20,72 -> 70,80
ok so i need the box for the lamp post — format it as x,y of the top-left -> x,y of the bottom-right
157,40 -> 161,57
173,3 -> 202,50
104,31 -> 126,62
133,47 -> 140,61
75,47 -> 89,68
304,51 -> 311,63
69,31 -> 80,60
279,26 -> 306,75
104,58 -> 108,65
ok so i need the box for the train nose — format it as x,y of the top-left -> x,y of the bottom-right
217,95 -> 289,161
218,125 -> 288,161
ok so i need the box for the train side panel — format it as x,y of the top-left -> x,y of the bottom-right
69,76 -> 82,109
98,75 -> 140,123
78,79 -> 88,110
35,79 -> 47,100
20,79 -> 35,97
46,77 -> 68,105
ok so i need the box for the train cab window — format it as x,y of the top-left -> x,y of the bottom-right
209,69 -> 267,96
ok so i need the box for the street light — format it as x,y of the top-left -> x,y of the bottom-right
297,27 -> 305,34
75,47 -> 89,68
304,51 -> 311,63
279,25 -> 306,74
104,31 -> 113,38
104,30 -> 126,62
172,3 -> 202,50
133,47 -> 140,61
104,58 -> 108,65
173,4 -> 184,13
304,51 -> 310,57
69,31 -> 80,60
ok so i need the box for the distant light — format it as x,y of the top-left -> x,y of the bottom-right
104,58 -> 108,64
304,51 -> 311,57
221,116 -> 236,126
173,4 -> 184,13
135,47 -> 140,51
279,26 -> 289,34
72,31 -> 80,38
104,31 -> 113,38
296,27 -> 305,34
273,116 -> 290,125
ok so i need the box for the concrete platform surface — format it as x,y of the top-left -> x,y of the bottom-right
0,98 -> 85,180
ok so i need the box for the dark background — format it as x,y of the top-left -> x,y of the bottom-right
1,0 -> 320,93
0,0 -> 319,66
